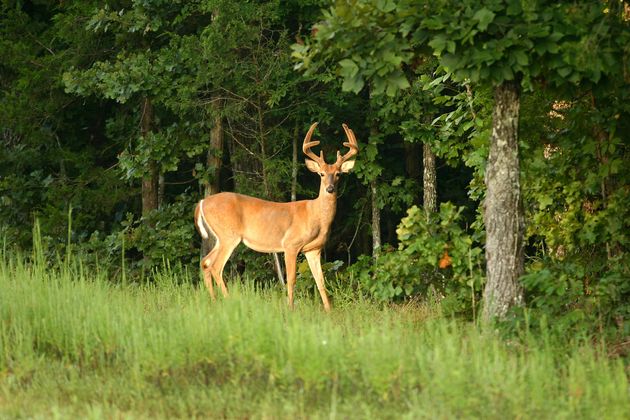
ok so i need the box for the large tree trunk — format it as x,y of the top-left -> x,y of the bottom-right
423,142 -> 437,217
482,81 -> 524,321
141,97 -> 158,218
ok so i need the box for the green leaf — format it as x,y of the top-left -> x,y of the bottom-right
513,49 -> 529,66
538,195 -> 553,210
338,58 -> 359,77
388,71 -> 410,90
342,74 -> 365,93
429,35 -> 448,54
423,18 -> 446,30
473,8 -> 495,31
440,53 -> 461,71
557,66 -> 572,78
376,0 -> 396,13
501,65 -> 515,81
382,50 -> 403,66
506,0 -> 522,16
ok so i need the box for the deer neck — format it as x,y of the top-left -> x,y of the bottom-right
314,186 -> 337,227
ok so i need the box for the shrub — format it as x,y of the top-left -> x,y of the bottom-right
351,203 -> 484,316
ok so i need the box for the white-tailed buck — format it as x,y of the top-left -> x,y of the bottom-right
194,123 -> 358,311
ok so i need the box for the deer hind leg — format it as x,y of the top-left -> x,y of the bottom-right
304,250 -> 331,312
201,247 -> 219,299
208,236 -> 240,297
196,200 -> 218,299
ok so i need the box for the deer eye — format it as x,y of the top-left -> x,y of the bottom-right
319,173 -> 324,177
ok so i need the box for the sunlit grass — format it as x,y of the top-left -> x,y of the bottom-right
1,253 -> 628,418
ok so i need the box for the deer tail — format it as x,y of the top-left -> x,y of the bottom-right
195,199 -> 211,240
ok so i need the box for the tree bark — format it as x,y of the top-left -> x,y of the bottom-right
256,93 -> 284,285
227,131 -> 241,191
482,81 -> 524,321
158,173 -> 165,209
423,142 -> 437,217
371,179 -> 381,256
141,97 -> 158,218
257,92 -> 271,197
368,124 -> 382,256
202,100 -> 224,257
291,123 -> 299,202
205,100 -> 224,197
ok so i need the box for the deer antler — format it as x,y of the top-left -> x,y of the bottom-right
336,123 -> 359,164
303,122 -> 326,165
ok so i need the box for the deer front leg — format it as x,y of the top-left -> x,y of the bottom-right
284,249 -> 298,310
304,250 -> 331,312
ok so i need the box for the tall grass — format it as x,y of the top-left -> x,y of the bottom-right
1,251 -> 628,419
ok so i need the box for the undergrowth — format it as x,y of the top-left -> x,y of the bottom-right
0,251 -> 628,419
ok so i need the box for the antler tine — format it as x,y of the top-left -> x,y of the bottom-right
337,123 -> 359,164
303,122 -> 325,164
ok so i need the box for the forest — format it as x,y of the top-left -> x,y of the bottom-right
1,0 -> 629,417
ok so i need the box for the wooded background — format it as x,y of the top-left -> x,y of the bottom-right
1,0 -> 628,331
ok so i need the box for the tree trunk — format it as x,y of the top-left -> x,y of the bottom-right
482,81 -> 524,321
227,131 -> 241,190
256,94 -> 284,285
202,100 -> 224,257
371,179 -> 381,256
423,142 -> 437,217
205,100 -> 224,197
257,94 -> 272,197
158,173 -> 165,209
291,123 -> 299,202
368,124 -> 382,256
141,97 -> 158,218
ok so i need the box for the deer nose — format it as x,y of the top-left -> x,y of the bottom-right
326,185 -> 335,194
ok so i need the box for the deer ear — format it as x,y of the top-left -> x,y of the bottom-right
305,159 -> 321,173
340,160 -> 355,173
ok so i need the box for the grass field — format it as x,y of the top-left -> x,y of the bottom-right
1,253 -> 628,419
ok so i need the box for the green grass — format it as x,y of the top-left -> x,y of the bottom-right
1,254 -> 628,419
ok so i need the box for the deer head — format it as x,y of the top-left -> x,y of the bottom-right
303,122 -> 359,194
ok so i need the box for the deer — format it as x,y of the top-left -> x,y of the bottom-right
194,122 -> 358,312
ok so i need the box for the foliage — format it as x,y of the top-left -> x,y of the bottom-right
0,1 -> 129,250
517,77 -> 630,337
520,257 -> 629,338
121,193 -> 199,268
300,1 -> 629,92
353,203 -> 483,314
1,1 -> 629,334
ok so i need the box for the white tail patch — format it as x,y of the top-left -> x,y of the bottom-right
196,199 -> 210,240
